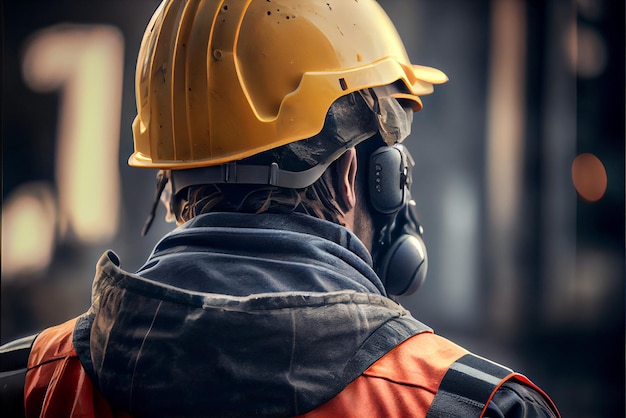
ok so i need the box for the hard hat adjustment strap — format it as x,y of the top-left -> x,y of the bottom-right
169,161 -> 331,195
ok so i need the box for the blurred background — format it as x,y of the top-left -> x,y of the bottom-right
2,0 -> 624,416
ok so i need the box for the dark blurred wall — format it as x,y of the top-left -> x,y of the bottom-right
2,1 -> 624,417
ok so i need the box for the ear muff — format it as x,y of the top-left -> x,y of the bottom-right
376,201 -> 428,296
369,145 -> 428,296
369,145 -> 408,214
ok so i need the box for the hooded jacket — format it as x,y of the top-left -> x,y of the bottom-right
21,212 -> 559,417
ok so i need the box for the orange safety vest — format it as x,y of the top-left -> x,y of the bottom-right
298,333 -> 556,417
24,318 -> 131,418
25,317 -> 557,417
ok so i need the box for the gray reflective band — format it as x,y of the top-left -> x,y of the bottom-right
449,361 -> 505,387
426,354 -> 514,418
0,334 -> 37,355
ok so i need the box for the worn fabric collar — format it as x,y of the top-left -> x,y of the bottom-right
74,213 -> 429,417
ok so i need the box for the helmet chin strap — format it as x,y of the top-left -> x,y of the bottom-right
141,170 -> 169,236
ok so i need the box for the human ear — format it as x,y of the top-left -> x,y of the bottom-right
336,148 -> 357,211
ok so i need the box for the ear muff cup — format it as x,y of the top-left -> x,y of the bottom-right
369,146 -> 407,214
377,233 -> 428,296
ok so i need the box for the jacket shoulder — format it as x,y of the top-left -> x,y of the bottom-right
27,318 -> 78,368
301,332 -> 560,417
300,332 -> 467,417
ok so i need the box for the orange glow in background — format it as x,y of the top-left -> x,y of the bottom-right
571,153 -> 608,202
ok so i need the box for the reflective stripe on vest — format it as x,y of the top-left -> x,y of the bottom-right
426,353 -> 515,417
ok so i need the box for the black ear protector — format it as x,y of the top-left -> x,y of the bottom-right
369,145 -> 409,214
369,144 -> 428,296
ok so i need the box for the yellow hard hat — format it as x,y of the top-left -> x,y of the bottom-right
129,0 -> 447,170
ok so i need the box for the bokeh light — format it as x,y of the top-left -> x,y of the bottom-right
1,182 -> 57,279
571,152 -> 608,202
22,25 -> 124,243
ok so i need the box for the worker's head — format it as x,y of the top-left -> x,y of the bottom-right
131,0 -> 447,296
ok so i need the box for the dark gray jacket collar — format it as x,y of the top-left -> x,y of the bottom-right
74,213 -> 429,417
